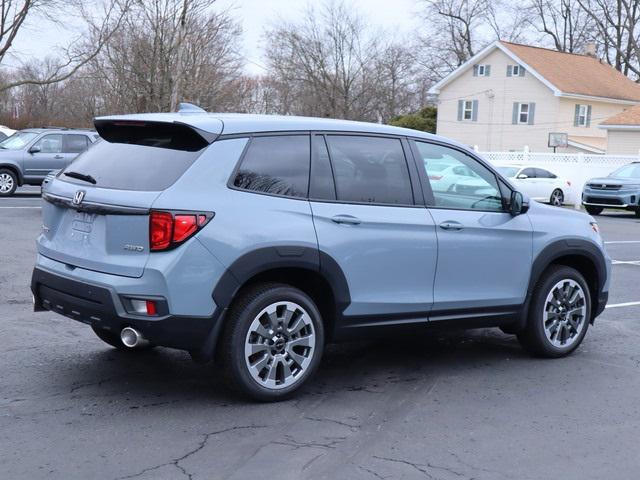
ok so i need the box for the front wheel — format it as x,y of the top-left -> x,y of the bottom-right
549,189 -> 564,207
0,169 -> 17,196
220,283 -> 324,401
585,205 -> 603,215
517,265 -> 591,357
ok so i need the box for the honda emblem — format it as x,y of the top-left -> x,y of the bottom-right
73,190 -> 86,205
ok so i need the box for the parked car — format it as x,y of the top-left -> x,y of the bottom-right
582,162 -> 640,217
31,109 -> 611,401
0,127 -> 98,196
496,165 -> 570,206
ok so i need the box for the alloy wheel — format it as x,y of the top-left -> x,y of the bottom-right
543,279 -> 587,348
244,301 -> 316,390
550,189 -> 564,207
0,172 -> 14,194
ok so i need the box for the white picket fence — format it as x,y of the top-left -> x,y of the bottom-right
479,151 -> 638,207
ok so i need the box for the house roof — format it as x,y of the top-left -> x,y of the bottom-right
429,41 -> 640,103
600,104 -> 640,128
567,135 -> 607,154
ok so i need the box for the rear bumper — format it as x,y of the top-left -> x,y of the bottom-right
31,267 -> 223,355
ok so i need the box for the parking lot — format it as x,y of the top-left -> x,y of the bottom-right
1,188 -> 640,480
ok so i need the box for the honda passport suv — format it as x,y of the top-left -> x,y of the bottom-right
0,127 -> 97,196
32,107 -> 611,401
582,161 -> 640,217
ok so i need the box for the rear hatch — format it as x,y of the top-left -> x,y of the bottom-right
38,120 -> 216,278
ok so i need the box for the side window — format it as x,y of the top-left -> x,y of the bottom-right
415,141 -> 504,212
535,168 -> 557,179
326,135 -> 413,205
33,134 -> 63,154
63,134 -> 90,153
309,135 -> 336,200
521,168 -> 537,178
233,135 -> 310,198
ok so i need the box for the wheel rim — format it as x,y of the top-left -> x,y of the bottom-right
543,279 -> 587,348
551,190 -> 563,206
0,173 -> 14,193
244,301 -> 316,390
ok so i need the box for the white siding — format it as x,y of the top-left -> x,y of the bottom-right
606,130 -> 640,155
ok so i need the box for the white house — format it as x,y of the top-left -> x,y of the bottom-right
428,41 -> 640,154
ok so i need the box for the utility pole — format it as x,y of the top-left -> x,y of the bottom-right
170,0 -> 189,112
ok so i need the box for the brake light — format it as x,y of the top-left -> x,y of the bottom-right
149,210 -> 213,251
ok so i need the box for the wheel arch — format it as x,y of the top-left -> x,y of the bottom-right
0,163 -> 23,186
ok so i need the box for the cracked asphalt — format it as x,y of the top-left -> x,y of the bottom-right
2,190 -> 640,480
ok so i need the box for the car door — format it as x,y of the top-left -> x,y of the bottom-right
535,168 -> 557,201
516,167 -> 544,200
309,134 -> 438,324
411,140 -> 532,317
62,134 -> 90,166
24,134 -> 65,179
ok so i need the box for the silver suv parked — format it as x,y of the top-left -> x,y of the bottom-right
0,128 -> 98,196
31,108 -> 611,400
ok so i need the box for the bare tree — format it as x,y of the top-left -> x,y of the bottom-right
527,0 -> 594,52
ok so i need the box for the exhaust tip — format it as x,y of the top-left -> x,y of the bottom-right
121,327 -> 148,348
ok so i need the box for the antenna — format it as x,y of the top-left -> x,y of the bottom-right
177,103 -> 206,113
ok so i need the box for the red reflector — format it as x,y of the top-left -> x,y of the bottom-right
173,215 -> 198,242
429,175 -> 443,181
150,211 -> 173,251
146,300 -> 157,316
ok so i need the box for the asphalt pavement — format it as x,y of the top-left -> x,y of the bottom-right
1,192 -> 639,480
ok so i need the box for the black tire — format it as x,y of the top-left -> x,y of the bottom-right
0,168 -> 18,197
91,325 -> 153,351
220,282 -> 325,401
549,189 -> 564,207
517,265 -> 591,358
635,209 -> 640,218
585,205 -> 603,215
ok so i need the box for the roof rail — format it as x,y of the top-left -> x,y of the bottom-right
177,102 -> 207,113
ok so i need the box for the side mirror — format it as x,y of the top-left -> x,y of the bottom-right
29,145 -> 41,154
516,174 -> 528,179
509,191 -> 528,216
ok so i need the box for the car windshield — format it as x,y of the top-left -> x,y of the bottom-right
497,166 -> 520,178
0,131 -> 39,150
610,163 -> 640,179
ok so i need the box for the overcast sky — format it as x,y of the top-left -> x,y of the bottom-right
7,0 -> 422,73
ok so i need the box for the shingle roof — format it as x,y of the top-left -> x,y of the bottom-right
501,42 -> 640,102
601,105 -> 640,126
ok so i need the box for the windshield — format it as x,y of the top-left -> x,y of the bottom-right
609,163 -> 640,179
0,131 -> 39,150
496,166 -> 520,178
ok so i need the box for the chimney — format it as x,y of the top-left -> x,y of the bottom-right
583,42 -> 597,58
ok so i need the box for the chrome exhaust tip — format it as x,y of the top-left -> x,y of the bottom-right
120,327 -> 149,349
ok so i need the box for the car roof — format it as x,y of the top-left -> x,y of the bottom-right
21,128 -> 95,134
94,112 -> 462,146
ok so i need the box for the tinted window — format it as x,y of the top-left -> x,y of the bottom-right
64,134 -> 89,153
233,135 -> 310,198
415,141 -> 504,211
34,134 -> 63,153
535,168 -> 556,178
521,168 -> 536,178
309,136 -> 335,200
60,141 -> 202,191
326,136 -> 413,205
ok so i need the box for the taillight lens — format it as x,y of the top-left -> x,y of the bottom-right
149,210 -> 213,251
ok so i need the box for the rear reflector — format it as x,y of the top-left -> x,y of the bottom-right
129,298 -> 158,316
149,210 -> 214,251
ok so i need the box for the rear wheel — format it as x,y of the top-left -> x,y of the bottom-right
585,205 -> 603,215
220,283 -> 324,401
0,169 -> 17,196
91,325 -> 153,351
517,265 -> 591,358
635,209 -> 640,218
549,189 -> 564,207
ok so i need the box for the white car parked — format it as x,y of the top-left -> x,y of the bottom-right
0,125 -> 15,141
496,165 -> 570,206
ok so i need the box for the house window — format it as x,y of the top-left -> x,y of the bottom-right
512,65 -> 520,76
463,100 -> 474,120
518,103 -> 530,124
577,104 -> 588,126
477,65 -> 487,76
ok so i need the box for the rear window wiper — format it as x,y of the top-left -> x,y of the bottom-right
64,171 -> 97,184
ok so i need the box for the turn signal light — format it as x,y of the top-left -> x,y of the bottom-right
150,210 -> 214,251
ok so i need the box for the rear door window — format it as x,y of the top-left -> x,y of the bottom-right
63,134 -> 90,153
521,168 -> 537,178
233,135 -> 310,198
326,135 -> 413,205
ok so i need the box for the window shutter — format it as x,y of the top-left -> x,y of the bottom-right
528,103 -> 536,125
473,65 -> 478,76
519,67 -> 526,77
586,105 -> 592,127
574,104 -> 580,126
485,65 -> 491,76
472,100 -> 479,121
507,65 -> 512,77
457,100 -> 463,121
512,103 -> 519,124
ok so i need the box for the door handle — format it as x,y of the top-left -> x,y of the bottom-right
54,155 -> 63,159
331,214 -> 361,225
439,221 -> 464,231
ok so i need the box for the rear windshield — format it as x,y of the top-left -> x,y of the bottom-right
59,140 -> 203,191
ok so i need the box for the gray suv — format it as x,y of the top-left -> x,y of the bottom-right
31,109 -> 611,400
0,128 -> 97,196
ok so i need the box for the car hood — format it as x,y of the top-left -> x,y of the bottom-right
587,177 -> 640,186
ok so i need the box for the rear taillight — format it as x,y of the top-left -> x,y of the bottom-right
149,210 -> 214,251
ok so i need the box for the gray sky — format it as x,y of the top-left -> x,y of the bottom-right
7,0 -> 423,73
